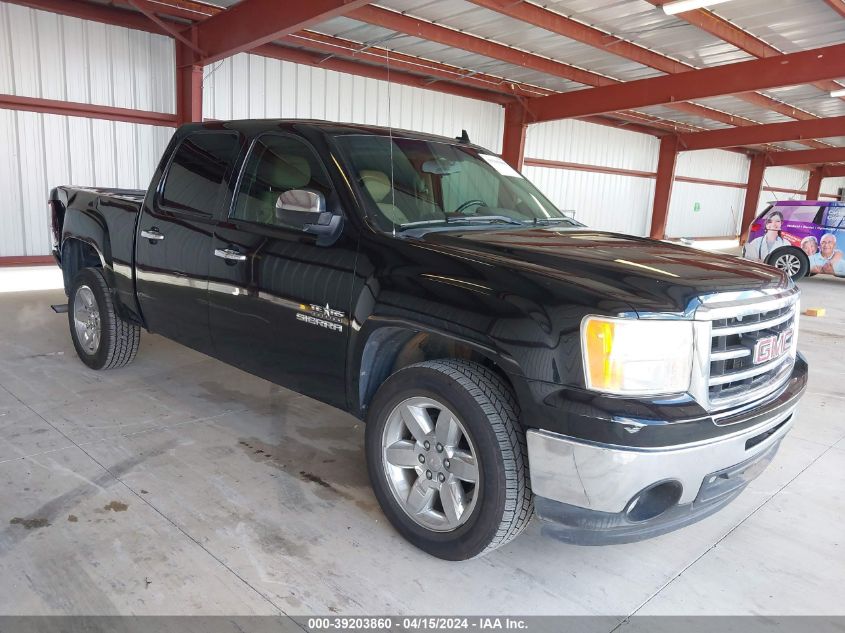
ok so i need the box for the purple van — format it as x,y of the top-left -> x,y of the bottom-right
742,200 -> 845,280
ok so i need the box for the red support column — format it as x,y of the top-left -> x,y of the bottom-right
806,167 -> 824,200
176,32 -> 202,126
649,135 -> 679,240
740,153 -> 768,243
501,102 -> 528,171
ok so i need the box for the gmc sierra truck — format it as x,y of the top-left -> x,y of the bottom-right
50,120 -> 807,560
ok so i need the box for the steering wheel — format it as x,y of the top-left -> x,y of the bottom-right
453,199 -> 487,214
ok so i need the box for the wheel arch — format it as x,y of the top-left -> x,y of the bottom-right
60,238 -> 105,295
351,320 -> 524,419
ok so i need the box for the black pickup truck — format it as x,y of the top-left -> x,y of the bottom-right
50,120 -> 807,560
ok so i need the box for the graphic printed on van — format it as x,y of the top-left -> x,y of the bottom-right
743,201 -> 845,280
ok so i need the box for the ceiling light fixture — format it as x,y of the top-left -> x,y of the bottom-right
662,0 -> 734,15
831,88 -> 845,98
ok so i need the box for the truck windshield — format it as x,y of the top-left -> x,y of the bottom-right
334,134 -> 580,232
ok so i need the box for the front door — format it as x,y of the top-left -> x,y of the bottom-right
135,130 -> 242,354
207,132 -> 356,408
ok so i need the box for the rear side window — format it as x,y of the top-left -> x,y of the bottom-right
231,133 -> 333,228
823,204 -> 845,229
160,132 -> 240,215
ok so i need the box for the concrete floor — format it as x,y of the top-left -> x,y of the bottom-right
0,270 -> 843,616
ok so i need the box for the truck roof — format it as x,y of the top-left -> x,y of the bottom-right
769,199 -> 844,206
178,119 -> 492,153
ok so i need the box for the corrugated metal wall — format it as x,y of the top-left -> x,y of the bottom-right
522,119 -> 658,235
202,53 -> 505,153
667,150 -> 749,238
0,3 -> 174,110
0,2 -> 176,257
1,2 -> 840,257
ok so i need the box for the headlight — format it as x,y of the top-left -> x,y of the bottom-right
581,316 -> 694,396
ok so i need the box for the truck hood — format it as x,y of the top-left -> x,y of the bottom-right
419,227 -> 789,314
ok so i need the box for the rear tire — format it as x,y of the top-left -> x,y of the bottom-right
767,247 -> 809,281
68,267 -> 140,370
365,360 -> 533,560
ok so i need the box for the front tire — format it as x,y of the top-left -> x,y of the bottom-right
767,247 -> 809,281
365,360 -> 533,560
69,267 -> 140,370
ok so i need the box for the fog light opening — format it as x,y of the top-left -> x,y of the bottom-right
625,480 -> 683,523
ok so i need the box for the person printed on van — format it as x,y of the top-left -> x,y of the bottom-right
810,233 -> 845,275
745,210 -> 789,261
801,235 -> 819,259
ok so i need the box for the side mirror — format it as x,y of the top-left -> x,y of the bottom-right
275,189 -> 343,246
275,189 -> 326,227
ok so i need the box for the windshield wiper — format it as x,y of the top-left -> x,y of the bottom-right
532,217 -> 575,225
396,215 -> 524,231
446,215 -> 524,226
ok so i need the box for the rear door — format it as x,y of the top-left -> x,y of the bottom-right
207,132 -> 357,408
135,130 -> 242,354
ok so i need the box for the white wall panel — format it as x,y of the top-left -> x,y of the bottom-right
524,166 -> 656,236
0,111 -> 173,256
825,177 -> 845,199
666,150 -> 750,237
675,149 -> 750,182
522,119 -> 658,235
0,2 -> 175,112
758,166 -> 808,210
202,53 -> 505,153
666,182 -> 746,238
526,119 -> 659,172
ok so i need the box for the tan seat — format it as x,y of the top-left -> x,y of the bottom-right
360,170 -> 410,225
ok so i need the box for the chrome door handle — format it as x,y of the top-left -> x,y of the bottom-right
140,229 -> 165,241
214,248 -> 247,262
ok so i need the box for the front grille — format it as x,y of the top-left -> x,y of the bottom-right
698,290 -> 799,410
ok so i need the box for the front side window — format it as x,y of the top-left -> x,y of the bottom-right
334,135 -> 579,232
232,134 -> 333,228
160,132 -> 240,214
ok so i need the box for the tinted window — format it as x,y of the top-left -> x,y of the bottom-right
765,204 -> 820,224
335,135 -> 574,232
823,204 -> 845,229
160,132 -> 240,215
232,134 -> 332,228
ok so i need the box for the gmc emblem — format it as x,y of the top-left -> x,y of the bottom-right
752,328 -> 793,365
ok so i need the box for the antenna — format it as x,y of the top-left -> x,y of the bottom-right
456,129 -> 471,144
386,48 -> 397,237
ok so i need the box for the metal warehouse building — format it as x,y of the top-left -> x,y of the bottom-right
0,0 -> 844,624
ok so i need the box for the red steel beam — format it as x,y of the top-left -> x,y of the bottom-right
5,0 -> 166,34
501,102 -> 528,170
466,0 -> 827,147
350,4 -> 615,87
467,0 -> 690,75
175,34 -> 202,125
646,0 -> 845,98
282,32 -> 549,100
0,93 -> 178,127
806,168 -> 824,200
126,0 -> 203,53
768,147 -> 845,167
0,256 -> 56,267
825,0 -> 845,18
824,165 -> 845,178
350,4 -> 772,132
649,136 -> 679,239
196,0 -> 371,65
253,45 -> 513,105
678,115 -> 845,151
528,42 -> 845,123
740,154 -> 768,243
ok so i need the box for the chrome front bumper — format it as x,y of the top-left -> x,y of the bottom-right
527,402 -> 796,515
